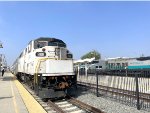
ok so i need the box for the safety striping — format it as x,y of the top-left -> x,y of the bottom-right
11,73 -> 47,113
10,80 -> 19,113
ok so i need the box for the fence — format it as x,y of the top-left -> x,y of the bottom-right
76,69 -> 150,111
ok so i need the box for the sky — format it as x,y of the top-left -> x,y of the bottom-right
0,1 -> 150,66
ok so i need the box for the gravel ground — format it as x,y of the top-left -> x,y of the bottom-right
75,86 -> 150,113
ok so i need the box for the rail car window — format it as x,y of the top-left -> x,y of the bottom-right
96,66 -> 102,69
28,43 -> 32,53
28,46 -> 30,53
122,63 -> 125,67
25,48 -> 28,54
125,62 -> 128,66
110,63 -> 114,68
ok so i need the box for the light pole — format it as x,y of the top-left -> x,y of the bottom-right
0,41 -> 3,71
125,66 -> 127,76
0,41 -> 3,48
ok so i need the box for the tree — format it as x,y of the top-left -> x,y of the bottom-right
81,50 -> 101,60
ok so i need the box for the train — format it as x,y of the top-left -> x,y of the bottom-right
128,57 -> 150,69
11,37 -> 77,99
106,56 -> 150,70
74,56 -> 150,75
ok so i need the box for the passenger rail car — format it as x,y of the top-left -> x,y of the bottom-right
104,56 -> 150,76
128,57 -> 150,69
11,37 -> 76,99
105,57 -> 150,70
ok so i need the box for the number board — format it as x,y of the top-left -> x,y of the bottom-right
36,52 -> 46,57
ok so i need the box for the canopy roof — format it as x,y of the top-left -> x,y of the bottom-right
74,57 -> 95,64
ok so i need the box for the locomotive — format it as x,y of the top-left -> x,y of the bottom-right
11,37 -> 77,99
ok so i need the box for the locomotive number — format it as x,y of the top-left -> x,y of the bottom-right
36,52 -> 46,57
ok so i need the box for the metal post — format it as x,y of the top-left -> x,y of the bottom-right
0,54 -> 2,72
0,41 -> 3,48
135,73 -> 140,110
96,70 -> 99,97
125,67 -> 127,76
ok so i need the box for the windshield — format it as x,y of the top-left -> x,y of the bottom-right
48,41 -> 66,47
34,38 -> 66,49
34,41 -> 48,49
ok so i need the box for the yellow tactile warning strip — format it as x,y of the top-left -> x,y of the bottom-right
12,73 -> 47,113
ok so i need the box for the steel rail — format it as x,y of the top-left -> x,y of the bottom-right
67,96 -> 104,113
77,81 -> 150,102
78,81 -> 150,97
47,100 -> 65,113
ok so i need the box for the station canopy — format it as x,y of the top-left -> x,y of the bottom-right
74,57 -> 95,64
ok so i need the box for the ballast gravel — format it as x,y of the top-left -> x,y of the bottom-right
75,87 -> 149,113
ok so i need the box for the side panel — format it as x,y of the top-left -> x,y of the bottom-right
25,52 -> 36,75
46,60 -> 74,75
38,60 -> 46,73
128,60 -> 150,69
18,57 -> 25,73
128,65 -> 150,69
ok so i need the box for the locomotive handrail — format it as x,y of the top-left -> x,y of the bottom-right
34,58 -> 56,84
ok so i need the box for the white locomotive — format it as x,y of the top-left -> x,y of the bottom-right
11,37 -> 76,98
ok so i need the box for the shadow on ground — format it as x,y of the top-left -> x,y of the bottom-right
1,76 -> 14,81
0,96 -> 13,100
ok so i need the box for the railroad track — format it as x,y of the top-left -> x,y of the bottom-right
19,79 -> 104,113
48,96 -> 104,113
24,84 -> 104,113
77,81 -> 150,102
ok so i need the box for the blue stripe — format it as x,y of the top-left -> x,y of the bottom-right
128,65 -> 150,69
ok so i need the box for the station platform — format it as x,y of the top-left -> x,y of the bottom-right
0,72 -> 47,113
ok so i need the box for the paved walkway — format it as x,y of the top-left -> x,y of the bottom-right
0,72 -> 28,113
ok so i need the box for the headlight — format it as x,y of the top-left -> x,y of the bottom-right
43,77 -> 46,80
